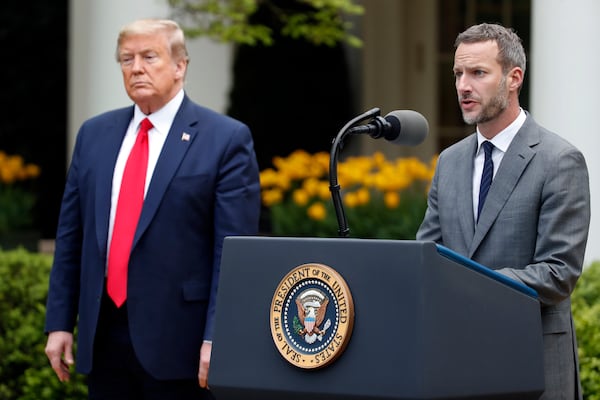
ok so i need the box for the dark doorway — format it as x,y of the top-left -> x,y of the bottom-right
0,1 -> 68,240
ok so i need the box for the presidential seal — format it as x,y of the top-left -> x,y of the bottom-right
269,263 -> 354,369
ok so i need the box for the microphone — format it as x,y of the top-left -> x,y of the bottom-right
348,110 -> 428,146
329,107 -> 428,237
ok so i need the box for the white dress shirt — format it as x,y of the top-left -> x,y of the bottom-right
107,89 -> 185,261
472,109 -> 526,220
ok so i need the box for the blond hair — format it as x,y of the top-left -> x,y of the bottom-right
116,18 -> 189,64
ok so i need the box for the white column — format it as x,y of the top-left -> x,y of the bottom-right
531,0 -> 600,264
68,0 -> 232,154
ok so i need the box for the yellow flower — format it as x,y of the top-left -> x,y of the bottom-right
307,202 -> 327,221
259,168 -> 278,187
344,191 -> 358,208
0,150 -> 40,234
374,169 -> 411,192
260,168 -> 291,192
293,188 -> 310,206
356,187 -> 370,205
313,152 -> 330,171
373,151 -> 386,166
302,177 -> 321,197
0,152 -> 40,185
24,163 -> 41,178
317,181 -> 331,201
272,149 -> 328,182
384,191 -> 400,209
261,188 -> 283,206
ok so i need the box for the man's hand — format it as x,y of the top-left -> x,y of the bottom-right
198,341 -> 212,388
45,331 -> 75,382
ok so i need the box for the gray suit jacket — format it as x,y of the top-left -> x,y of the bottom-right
417,114 -> 590,398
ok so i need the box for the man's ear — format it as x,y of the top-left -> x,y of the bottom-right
175,58 -> 188,80
508,67 -> 524,92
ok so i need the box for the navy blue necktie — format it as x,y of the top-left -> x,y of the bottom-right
478,141 -> 494,222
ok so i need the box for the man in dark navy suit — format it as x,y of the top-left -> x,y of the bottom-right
45,18 -> 260,399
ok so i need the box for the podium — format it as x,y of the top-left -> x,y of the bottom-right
209,236 -> 544,399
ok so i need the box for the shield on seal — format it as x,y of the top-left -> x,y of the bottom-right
304,308 -> 316,333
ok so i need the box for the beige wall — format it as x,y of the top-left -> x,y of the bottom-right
359,0 -> 437,160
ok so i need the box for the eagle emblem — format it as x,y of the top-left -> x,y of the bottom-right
270,263 -> 355,369
294,288 -> 331,344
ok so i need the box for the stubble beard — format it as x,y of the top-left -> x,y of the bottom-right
461,75 -> 509,125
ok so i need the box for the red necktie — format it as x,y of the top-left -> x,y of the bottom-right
107,118 -> 153,307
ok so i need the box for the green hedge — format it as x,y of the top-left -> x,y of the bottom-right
0,248 -> 87,399
0,247 -> 599,399
573,260 -> 600,399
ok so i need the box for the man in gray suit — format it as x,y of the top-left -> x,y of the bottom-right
417,23 -> 590,399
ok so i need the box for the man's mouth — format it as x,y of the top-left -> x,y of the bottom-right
461,98 -> 478,110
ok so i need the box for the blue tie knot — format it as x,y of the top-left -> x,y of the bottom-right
482,140 -> 494,157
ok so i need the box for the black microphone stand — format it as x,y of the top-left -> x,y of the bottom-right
329,107 -> 382,237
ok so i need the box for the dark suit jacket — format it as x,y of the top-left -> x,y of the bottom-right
45,95 -> 261,380
417,114 -> 590,398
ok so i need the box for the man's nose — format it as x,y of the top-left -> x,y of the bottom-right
131,56 -> 144,72
456,75 -> 471,93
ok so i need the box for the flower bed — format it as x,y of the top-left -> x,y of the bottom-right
260,150 -> 437,239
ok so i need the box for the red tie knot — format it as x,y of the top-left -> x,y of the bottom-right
140,118 -> 153,134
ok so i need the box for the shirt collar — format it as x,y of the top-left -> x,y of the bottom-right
132,89 -> 185,135
476,108 -> 526,153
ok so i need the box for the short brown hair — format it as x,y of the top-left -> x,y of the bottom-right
455,23 -> 526,76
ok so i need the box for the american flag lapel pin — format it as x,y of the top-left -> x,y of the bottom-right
181,132 -> 190,142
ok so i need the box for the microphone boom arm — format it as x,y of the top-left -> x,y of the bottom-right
329,107 -> 382,237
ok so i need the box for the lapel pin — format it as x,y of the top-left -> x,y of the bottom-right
181,132 -> 190,142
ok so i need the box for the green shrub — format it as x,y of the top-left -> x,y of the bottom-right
573,260 -> 600,400
0,248 -> 87,399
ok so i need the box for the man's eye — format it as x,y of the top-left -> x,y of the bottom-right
144,54 -> 157,61
121,57 -> 133,65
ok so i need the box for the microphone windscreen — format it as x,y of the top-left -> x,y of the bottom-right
384,110 -> 428,146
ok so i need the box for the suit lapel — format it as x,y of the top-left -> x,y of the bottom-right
95,108 -> 135,255
468,117 -> 539,257
457,136 -> 477,246
133,97 -> 198,247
